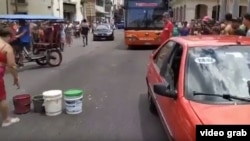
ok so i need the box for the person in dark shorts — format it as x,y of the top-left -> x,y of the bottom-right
81,19 -> 89,46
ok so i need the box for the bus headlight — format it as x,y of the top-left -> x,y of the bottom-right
127,37 -> 137,41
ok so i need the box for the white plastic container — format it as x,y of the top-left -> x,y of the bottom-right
43,90 -> 62,116
64,89 -> 83,115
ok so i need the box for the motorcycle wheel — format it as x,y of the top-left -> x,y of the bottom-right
47,50 -> 62,67
35,50 -> 48,66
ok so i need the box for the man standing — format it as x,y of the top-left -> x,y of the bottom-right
16,20 -> 31,66
222,13 -> 233,35
161,12 -> 173,44
243,13 -> 250,37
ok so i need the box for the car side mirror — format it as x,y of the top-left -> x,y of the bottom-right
153,84 -> 177,99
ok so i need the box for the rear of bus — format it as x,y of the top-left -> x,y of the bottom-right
124,0 -> 169,47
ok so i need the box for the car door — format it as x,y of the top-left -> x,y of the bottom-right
147,40 -> 176,86
147,40 -> 176,137
158,43 -> 182,140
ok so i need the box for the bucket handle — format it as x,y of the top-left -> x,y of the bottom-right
43,96 -> 62,105
43,95 -> 62,101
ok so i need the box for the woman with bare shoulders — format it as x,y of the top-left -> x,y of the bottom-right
0,25 -> 20,127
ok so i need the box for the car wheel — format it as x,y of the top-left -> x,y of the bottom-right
148,87 -> 158,115
128,45 -> 133,50
110,35 -> 114,41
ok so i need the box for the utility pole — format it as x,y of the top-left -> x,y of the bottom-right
216,0 -> 219,21
51,0 -> 54,16
6,0 -> 9,14
14,0 -> 18,14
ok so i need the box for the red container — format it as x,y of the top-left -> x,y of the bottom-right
13,94 -> 31,114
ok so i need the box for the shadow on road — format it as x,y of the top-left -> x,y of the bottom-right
92,40 -> 114,42
17,64 -> 54,72
116,45 -> 158,51
138,93 -> 168,141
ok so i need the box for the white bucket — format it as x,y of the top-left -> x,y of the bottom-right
43,90 -> 62,116
64,95 -> 83,115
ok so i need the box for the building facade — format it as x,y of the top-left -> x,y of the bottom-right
0,0 -> 83,21
0,0 -> 115,22
171,0 -> 249,22
63,0 -> 83,21
0,0 -> 56,15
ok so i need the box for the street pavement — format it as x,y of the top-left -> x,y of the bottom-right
0,30 -> 168,141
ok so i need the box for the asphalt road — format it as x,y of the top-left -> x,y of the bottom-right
0,30 -> 168,141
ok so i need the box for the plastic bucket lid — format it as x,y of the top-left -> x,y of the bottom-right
43,90 -> 62,97
64,89 -> 83,97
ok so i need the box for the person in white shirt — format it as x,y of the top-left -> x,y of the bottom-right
65,21 -> 73,47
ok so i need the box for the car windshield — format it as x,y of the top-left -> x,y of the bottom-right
125,0 -> 167,30
185,46 -> 250,103
95,25 -> 110,31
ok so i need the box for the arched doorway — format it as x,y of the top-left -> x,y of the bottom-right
239,6 -> 247,17
212,5 -> 220,21
195,4 -> 208,19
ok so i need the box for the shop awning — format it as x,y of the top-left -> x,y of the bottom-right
247,0 -> 250,13
95,5 -> 109,14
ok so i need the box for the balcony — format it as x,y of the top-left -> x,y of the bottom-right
11,0 -> 28,6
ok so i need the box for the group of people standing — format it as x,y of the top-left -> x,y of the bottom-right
160,12 -> 250,43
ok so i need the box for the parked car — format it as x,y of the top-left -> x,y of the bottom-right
146,35 -> 250,141
93,24 -> 114,41
115,21 -> 124,29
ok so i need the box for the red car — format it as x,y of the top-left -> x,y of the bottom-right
146,35 -> 250,141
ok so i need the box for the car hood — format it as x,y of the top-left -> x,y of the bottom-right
189,101 -> 250,124
94,30 -> 111,34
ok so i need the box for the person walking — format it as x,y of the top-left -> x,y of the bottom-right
0,25 -> 20,127
65,21 -> 73,47
60,23 -> 66,51
81,19 -> 89,47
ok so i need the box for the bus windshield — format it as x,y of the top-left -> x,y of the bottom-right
126,8 -> 165,29
125,1 -> 167,30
